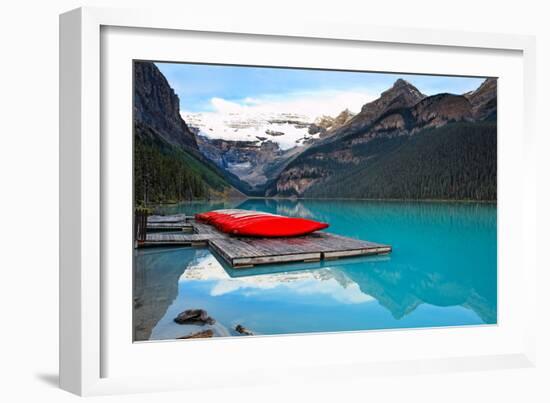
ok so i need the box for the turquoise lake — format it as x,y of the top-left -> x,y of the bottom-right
133,199 -> 497,341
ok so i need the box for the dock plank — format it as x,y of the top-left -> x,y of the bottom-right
147,214 -> 188,224
146,222 -> 194,231
192,222 -> 229,238
141,233 -> 210,247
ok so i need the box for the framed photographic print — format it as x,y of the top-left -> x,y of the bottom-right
60,7 -> 537,396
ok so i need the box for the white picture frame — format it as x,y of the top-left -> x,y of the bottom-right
59,6 -> 537,396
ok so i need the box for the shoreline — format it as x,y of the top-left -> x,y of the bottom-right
146,196 -> 497,207
244,196 -> 497,204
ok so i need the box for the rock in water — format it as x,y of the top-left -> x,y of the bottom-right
174,309 -> 215,325
235,324 -> 254,336
176,330 -> 214,339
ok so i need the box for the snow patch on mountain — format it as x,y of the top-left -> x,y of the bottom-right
183,111 -> 320,150
181,90 -> 373,150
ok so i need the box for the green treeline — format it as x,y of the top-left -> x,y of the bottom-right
134,137 -> 209,205
304,122 -> 497,201
133,121 -> 234,205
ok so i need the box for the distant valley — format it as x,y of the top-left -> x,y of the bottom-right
186,109 -> 355,195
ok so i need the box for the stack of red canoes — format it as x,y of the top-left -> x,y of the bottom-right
195,209 -> 329,237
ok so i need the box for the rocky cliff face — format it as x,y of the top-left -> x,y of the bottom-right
296,79 -> 426,155
411,93 -> 473,130
465,78 -> 497,121
308,109 -> 356,138
134,61 -> 198,150
360,78 -> 426,119
268,79 -> 497,198
334,79 -> 426,137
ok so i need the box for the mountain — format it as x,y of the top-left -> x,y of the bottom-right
465,77 -> 497,121
299,122 -> 496,200
267,78 -> 497,200
195,136 -> 303,195
322,79 -> 426,142
134,62 -> 198,150
185,111 -> 319,150
133,62 -> 242,204
308,109 -> 356,138
188,109 -> 356,193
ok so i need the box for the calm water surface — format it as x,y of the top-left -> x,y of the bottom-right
133,199 -> 497,341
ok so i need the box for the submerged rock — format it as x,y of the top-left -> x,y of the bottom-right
235,324 -> 254,336
176,329 -> 214,339
174,309 -> 215,325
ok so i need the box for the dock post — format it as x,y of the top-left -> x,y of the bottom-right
134,208 -> 149,247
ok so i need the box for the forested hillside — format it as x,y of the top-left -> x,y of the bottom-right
134,122 -> 235,204
303,122 -> 496,200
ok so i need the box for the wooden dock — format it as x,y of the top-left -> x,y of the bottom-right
209,233 -> 391,268
138,214 -> 391,268
147,214 -> 189,223
144,233 -> 212,247
146,222 -> 194,231
146,214 -> 193,231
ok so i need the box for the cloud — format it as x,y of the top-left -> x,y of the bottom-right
185,89 -> 375,120
210,97 -> 244,113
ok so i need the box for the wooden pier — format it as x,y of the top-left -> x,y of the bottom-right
146,222 -> 194,231
147,214 -> 189,223
138,214 -> 391,268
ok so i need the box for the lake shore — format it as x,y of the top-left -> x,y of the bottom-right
147,196 -> 497,208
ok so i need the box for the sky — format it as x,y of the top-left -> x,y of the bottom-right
155,62 -> 487,118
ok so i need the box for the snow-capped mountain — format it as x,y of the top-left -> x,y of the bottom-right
183,109 -> 356,193
183,111 -> 322,150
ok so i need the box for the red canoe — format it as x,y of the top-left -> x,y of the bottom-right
195,209 -> 329,237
